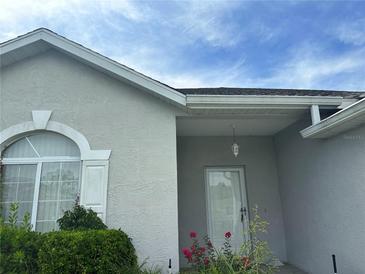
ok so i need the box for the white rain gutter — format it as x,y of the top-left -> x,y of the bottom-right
301,98 -> 365,138
186,95 -> 344,110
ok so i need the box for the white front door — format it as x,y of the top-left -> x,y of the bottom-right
205,167 -> 249,250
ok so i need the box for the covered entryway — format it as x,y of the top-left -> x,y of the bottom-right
175,103 -> 325,268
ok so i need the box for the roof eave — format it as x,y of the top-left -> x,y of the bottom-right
300,98 -> 365,138
0,29 -> 186,107
186,94 -> 345,110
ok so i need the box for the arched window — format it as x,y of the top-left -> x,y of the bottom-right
1,132 -> 81,232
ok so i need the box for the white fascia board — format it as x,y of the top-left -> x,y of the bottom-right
0,29 -> 186,106
186,95 -> 344,109
300,98 -> 365,138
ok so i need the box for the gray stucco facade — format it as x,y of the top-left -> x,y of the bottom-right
1,50 -> 181,271
275,121 -> 365,274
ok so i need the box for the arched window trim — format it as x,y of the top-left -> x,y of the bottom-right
1,112 -> 111,224
2,132 -> 81,164
1,121 -> 111,160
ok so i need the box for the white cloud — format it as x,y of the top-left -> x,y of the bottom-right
334,19 -> 365,46
243,44 -> 365,90
173,1 -> 244,47
0,0 -> 148,41
0,1 -> 364,91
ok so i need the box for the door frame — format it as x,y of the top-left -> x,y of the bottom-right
204,166 -> 250,246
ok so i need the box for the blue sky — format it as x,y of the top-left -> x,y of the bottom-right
1,1 -> 365,90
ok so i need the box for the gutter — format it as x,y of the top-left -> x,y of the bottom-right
300,98 -> 365,138
186,94 -> 344,110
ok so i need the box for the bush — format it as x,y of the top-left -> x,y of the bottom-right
57,204 -> 107,231
38,229 -> 137,274
1,203 -> 137,274
0,225 -> 41,274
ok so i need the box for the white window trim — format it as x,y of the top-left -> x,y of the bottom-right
1,115 -> 111,223
0,120 -> 111,160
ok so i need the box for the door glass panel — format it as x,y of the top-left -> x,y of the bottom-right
0,164 -> 37,225
206,169 -> 246,250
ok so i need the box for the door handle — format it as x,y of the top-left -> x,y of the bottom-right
240,207 -> 247,222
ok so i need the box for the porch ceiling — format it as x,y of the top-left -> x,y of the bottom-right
177,108 -> 307,136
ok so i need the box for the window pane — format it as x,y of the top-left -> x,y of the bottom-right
59,181 -> 79,200
58,201 -> 75,218
36,162 -> 80,232
2,165 -> 20,182
38,181 -> 59,201
61,162 -> 80,180
41,162 -> 61,181
1,164 -> 37,224
19,165 -> 37,183
36,221 -> 56,232
2,183 -> 17,201
17,183 -> 35,202
3,132 -> 80,159
2,138 -> 38,158
37,201 -> 57,220
28,132 -> 80,157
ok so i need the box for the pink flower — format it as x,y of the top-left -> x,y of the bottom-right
224,231 -> 232,238
190,231 -> 197,238
182,248 -> 192,260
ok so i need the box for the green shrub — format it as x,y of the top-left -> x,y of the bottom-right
38,229 -> 137,274
0,225 -> 41,274
57,204 -> 107,231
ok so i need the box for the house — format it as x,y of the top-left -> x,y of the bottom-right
1,28 -> 365,274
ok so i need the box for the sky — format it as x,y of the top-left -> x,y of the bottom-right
1,0 -> 365,90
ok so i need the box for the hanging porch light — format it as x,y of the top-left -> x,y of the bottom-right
231,125 -> 239,157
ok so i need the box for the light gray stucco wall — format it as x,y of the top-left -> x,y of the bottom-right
177,136 -> 287,267
1,50 -> 180,271
274,120 -> 365,274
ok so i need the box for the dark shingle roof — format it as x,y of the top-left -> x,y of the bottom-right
177,88 -> 365,99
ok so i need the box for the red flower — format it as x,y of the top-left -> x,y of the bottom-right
200,247 -> 206,253
190,231 -> 197,238
182,248 -> 192,260
204,257 -> 209,266
224,231 -> 232,238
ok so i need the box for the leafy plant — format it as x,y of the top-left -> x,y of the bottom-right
0,225 -> 41,273
8,202 -> 19,227
0,202 -> 143,273
57,204 -> 107,230
181,206 -> 278,274
38,229 -> 137,273
21,212 -> 32,231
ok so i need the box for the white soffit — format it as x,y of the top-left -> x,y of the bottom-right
177,116 -> 301,136
301,98 -> 365,138
0,29 -> 186,107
